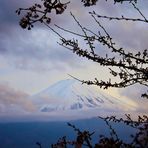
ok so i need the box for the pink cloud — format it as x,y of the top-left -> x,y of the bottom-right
0,83 -> 36,114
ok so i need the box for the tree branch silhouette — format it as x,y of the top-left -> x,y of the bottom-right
17,0 -> 148,147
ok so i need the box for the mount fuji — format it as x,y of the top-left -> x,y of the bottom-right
31,79 -> 137,115
0,79 -> 138,147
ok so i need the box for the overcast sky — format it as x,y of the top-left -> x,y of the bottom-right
0,0 -> 148,117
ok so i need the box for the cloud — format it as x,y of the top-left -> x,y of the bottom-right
0,0 -> 88,71
0,83 -> 36,114
119,84 -> 148,113
0,0 -> 147,71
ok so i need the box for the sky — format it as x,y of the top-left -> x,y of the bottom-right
0,0 -> 148,118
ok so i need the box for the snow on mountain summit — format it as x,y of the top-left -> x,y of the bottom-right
31,79 -> 137,113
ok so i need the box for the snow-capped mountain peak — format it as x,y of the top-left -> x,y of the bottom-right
31,79 -> 137,113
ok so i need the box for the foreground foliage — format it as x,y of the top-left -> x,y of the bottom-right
35,115 -> 148,148
17,0 -> 148,147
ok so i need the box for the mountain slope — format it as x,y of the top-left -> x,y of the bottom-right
31,79 -> 137,113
